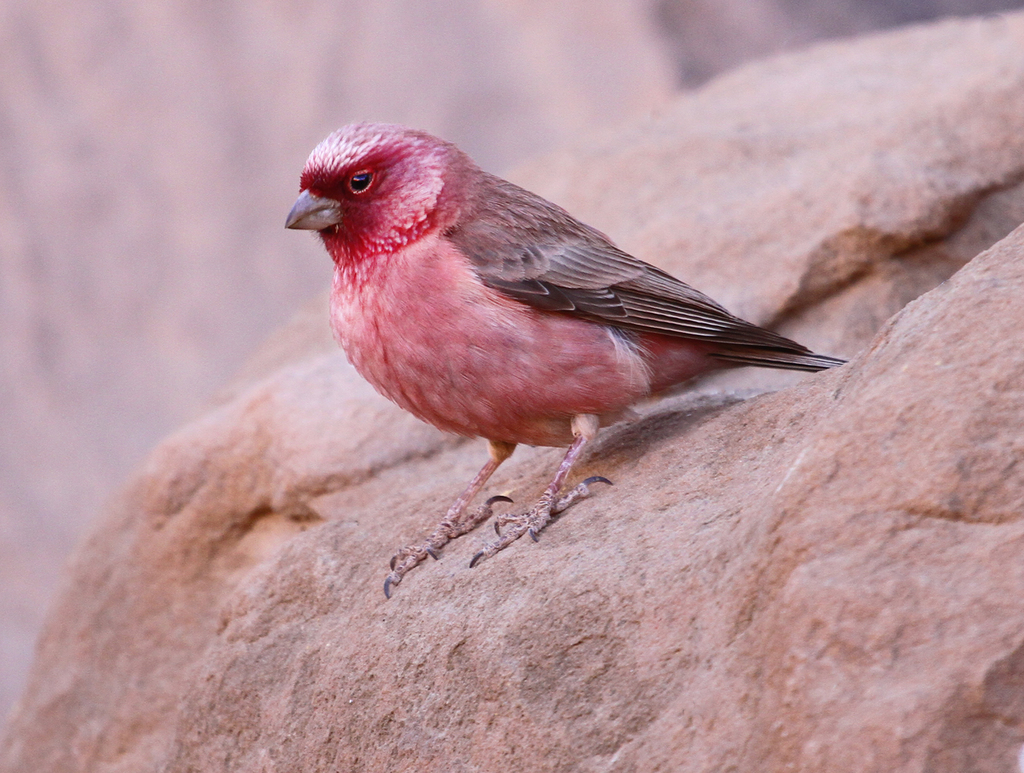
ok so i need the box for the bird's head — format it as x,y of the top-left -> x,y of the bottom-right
286,123 -> 471,263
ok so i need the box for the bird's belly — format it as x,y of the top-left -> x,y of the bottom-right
331,251 -> 651,446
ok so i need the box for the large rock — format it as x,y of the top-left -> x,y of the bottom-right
4,0 -> 1021,724
5,12 -> 1024,772
655,0 -> 1024,85
0,0 -> 673,717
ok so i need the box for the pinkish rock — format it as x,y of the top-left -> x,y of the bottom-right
5,12 -> 1024,773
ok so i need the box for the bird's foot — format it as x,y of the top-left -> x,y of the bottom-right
552,475 -> 613,514
469,476 -> 612,568
384,495 -> 512,598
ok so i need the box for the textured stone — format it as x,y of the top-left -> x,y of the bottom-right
5,12 -> 1024,773
655,0 -> 1024,85
0,0 -> 672,716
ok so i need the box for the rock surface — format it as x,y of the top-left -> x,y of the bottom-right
0,0 -> 674,717
5,0 -> 1024,724
5,12 -> 1024,773
656,0 -> 1024,85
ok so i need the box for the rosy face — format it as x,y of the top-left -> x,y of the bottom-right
286,123 -> 452,261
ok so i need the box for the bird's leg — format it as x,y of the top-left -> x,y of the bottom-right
470,414 -> 611,568
384,439 -> 515,597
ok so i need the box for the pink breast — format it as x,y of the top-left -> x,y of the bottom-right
331,236 -> 653,446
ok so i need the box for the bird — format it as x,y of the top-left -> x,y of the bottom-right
286,123 -> 845,598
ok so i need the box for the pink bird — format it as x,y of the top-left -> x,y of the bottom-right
286,123 -> 844,597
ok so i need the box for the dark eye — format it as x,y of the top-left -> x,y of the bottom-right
348,170 -> 373,193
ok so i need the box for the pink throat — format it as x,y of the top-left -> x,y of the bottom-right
325,233 -> 408,295
321,215 -> 437,283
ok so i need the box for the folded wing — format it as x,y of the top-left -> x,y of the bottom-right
449,175 -> 844,372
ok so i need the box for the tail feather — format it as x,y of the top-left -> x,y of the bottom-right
711,349 -> 846,373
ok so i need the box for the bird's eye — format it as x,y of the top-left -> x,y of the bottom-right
348,170 -> 373,193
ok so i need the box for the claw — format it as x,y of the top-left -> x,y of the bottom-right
494,520 -> 502,535
529,528 -> 539,542
381,449 -> 515,592
583,475 -> 613,487
470,551 -> 486,568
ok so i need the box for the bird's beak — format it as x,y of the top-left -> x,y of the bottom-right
285,190 -> 343,230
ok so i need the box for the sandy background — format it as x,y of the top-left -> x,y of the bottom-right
2,0 -> 1021,722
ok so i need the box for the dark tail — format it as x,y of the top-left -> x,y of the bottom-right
711,349 -> 846,372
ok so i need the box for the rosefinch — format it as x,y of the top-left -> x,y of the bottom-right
286,123 -> 844,597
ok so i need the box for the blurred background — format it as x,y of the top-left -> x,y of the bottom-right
1,0 -> 1021,721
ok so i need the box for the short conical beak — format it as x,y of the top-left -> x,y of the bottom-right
285,190 -> 343,230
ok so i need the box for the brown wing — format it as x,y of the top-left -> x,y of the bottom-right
449,175 -> 844,372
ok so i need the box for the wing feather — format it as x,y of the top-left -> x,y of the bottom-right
449,174 -> 843,371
